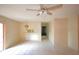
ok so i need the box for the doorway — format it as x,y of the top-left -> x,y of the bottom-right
54,18 -> 68,48
0,23 -> 3,51
41,23 -> 49,41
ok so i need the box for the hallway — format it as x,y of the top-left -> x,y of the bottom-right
0,40 -> 79,55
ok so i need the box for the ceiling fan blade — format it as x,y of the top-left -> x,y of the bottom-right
47,4 -> 63,10
47,11 -> 52,15
37,13 -> 40,16
26,9 -> 40,11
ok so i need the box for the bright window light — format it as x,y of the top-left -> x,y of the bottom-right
0,23 -> 3,51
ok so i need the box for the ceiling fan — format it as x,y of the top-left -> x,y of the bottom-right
26,4 -> 63,16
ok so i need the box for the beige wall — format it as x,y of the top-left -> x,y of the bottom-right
0,16 -> 20,49
54,18 -> 68,49
51,5 -> 79,50
78,16 -> 79,49
20,22 -> 41,41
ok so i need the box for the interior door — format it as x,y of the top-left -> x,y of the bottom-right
54,18 -> 68,49
0,23 -> 3,51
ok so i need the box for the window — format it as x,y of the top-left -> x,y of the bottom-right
0,23 -> 3,51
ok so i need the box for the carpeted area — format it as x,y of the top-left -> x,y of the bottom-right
0,41 -> 79,55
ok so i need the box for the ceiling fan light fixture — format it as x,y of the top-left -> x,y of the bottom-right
37,11 -> 47,16
39,11 -> 42,14
26,4 -> 63,16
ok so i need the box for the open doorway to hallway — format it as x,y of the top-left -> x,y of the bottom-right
0,23 -> 3,51
41,22 -> 49,41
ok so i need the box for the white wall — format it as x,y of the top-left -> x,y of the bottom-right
49,20 -> 54,46
68,15 -> 78,50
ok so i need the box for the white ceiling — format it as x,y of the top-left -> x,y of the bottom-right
0,4 -> 63,22
0,4 -> 79,22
